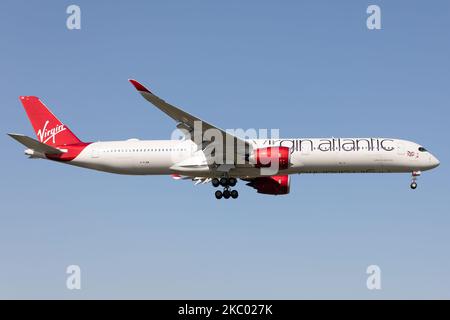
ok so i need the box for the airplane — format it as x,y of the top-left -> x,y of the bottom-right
8,79 -> 440,199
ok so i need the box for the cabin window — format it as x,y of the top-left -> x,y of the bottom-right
418,147 -> 427,152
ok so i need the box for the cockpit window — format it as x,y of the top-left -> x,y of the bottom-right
418,147 -> 427,152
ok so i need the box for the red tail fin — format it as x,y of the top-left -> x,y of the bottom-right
19,96 -> 82,147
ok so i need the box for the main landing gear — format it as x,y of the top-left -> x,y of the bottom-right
212,177 -> 238,199
410,171 -> 420,190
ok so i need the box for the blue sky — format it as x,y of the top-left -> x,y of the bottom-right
0,0 -> 449,299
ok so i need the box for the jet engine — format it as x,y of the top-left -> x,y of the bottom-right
245,175 -> 291,195
247,146 -> 291,170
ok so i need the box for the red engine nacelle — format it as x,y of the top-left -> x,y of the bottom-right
249,146 -> 291,170
246,175 -> 291,195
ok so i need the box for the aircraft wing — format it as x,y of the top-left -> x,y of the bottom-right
129,79 -> 252,165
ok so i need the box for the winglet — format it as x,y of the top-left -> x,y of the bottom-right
129,79 -> 151,93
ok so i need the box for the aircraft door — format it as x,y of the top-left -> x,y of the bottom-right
397,140 -> 405,156
91,147 -> 99,158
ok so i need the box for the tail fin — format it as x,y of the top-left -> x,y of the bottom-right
19,96 -> 81,147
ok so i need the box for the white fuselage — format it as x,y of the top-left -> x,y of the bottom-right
64,137 -> 440,177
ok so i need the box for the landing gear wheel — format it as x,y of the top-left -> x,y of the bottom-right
223,189 -> 231,199
220,177 -> 228,187
212,178 -> 220,188
410,171 -> 420,190
215,190 -> 223,199
228,177 -> 237,187
230,190 -> 239,199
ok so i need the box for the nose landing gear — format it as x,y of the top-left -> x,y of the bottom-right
410,171 -> 421,190
212,177 -> 239,199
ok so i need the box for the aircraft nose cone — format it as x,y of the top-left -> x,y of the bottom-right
430,155 -> 440,169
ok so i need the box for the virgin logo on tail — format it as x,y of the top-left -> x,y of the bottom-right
37,120 -> 67,144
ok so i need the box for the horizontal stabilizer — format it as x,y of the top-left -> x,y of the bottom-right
8,133 -> 63,154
